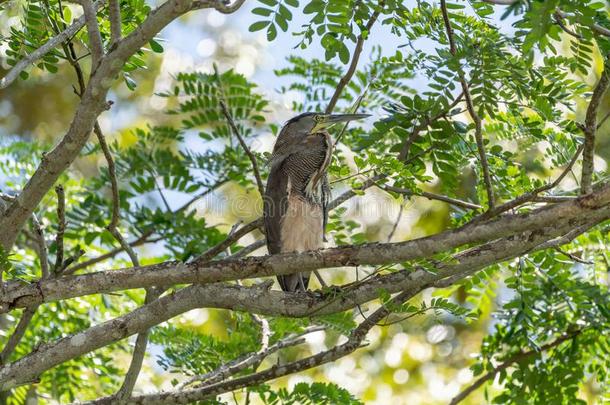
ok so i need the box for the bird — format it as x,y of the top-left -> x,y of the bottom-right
264,112 -> 370,292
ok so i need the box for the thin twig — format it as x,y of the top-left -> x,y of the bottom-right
387,203 -> 403,242
383,185 -> 482,210
581,63 -> 610,194
31,215 -> 50,279
108,0 -> 122,48
0,306 -> 38,365
180,326 -> 324,389
440,0 -> 495,208
79,0 -> 104,70
480,0 -> 516,4
555,9 -> 610,37
115,289 -> 160,402
474,143 -> 584,222
530,195 -> 576,203
597,110 -> 610,129
229,239 -> 265,258
193,219 -> 263,264
219,101 -> 265,197
533,223 -> 593,251
449,330 -> 582,405
64,231 -> 154,274
54,185 -> 66,273
553,11 -> 583,39
325,2 -> 383,113
94,125 -> 140,266
129,292 -> 411,403
174,178 -> 229,212
554,247 -> 593,264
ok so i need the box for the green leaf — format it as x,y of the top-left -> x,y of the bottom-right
267,23 -> 278,41
249,20 -> 270,32
252,7 -> 273,16
149,39 -> 164,53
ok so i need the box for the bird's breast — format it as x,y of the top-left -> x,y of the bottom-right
280,195 -> 324,253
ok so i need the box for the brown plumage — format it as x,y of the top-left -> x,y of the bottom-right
264,131 -> 332,292
263,112 -> 369,292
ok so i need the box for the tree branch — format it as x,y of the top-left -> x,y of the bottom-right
382,185 -> 482,210
440,0 -> 495,208
219,100 -> 265,197
0,185 -> 606,389
581,62 -> 610,194
53,185 -> 66,273
108,0 -> 122,48
475,142 -> 584,222
0,306 -> 38,365
31,215 -> 50,279
80,0 -> 104,70
103,292 -> 412,405
0,0 -> 105,89
449,330 -> 582,405
179,324 -> 323,390
0,0 -> 248,251
325,2 -> 382,114
4,184 -> 610,312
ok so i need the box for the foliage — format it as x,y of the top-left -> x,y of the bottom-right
1,0 -> 610,403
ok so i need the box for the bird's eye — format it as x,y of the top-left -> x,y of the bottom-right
314,115 -> 323,122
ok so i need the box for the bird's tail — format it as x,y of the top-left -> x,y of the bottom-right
277,273 -> 310,292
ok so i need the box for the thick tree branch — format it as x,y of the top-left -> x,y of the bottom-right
581,63 -> 610,194
0,185 -> 607,389
440,0 -> 495,208
4,184 -> 610,312
108,0 -> 122,48
80,0 -> 104,69
449,330 -> 582,405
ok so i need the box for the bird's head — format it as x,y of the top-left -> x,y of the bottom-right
269,112 -> 370,169
282,112 -> 371,135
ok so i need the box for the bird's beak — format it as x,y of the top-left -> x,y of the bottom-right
313,113 -> 371,131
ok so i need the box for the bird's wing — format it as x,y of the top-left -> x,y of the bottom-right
263,163 -> 289,255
